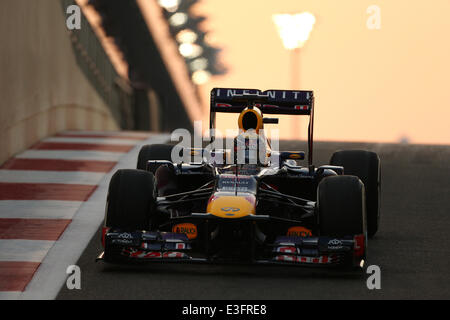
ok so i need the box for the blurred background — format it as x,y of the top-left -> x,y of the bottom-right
195,0 -> 450,144
1,0 -> 449,164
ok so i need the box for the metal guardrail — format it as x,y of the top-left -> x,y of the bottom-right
60,0 -> 134,129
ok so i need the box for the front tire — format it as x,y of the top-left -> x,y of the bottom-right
330,150 -> 380,238
318,175 -> 366,237
104,169 -> 156,231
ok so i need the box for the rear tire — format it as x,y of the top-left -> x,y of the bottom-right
137,144 -> 174,170
318,175 -> 366,237
105,169 -> 156,231
330,150 -> 380,238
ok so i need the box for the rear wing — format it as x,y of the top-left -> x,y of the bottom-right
210,88 -> 314,115
209,88 -> 315,166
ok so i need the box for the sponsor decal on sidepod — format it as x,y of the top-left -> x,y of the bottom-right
172,223 -> 198,240
287,226 -> 313,237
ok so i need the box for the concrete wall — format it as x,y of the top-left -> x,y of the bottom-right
0,0 -> 119,165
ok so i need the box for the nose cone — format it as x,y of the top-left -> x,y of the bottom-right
207,193 -> 256,218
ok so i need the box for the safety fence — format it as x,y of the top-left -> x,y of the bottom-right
61,0 -> 134,129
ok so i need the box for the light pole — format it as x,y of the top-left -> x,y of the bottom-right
273,12 -> 315,139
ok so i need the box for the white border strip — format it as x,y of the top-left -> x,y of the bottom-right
43,137 -> 142,145
19,134 -> 170,300
60,131 -> 152,138
0,240 -> 55,262
16,150 -> 125,161
0,170 -> 105,185
0,292 -> 22,300
0,201 -> 83,219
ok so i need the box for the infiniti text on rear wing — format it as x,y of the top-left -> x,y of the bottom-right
210,88 -> 314,115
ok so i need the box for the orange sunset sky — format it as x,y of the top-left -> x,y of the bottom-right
193,0 -> 450,144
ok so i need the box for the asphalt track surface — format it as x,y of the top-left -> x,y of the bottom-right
58,141 -> 450,299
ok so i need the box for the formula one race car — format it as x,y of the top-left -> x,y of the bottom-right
97,88 -> 381,269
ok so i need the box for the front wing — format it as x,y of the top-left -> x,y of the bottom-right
98,214 -> 365,269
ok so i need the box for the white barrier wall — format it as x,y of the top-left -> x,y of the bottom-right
0,0 -> 118,165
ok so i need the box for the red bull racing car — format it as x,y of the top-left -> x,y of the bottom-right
97,88 -> 381,269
